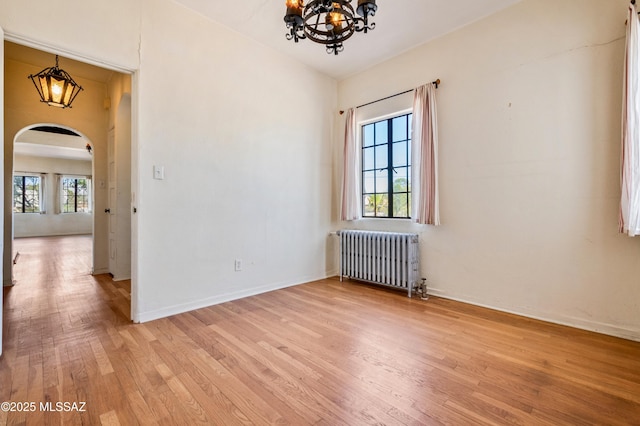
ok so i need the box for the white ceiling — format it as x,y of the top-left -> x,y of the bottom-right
172,0 -> 523,80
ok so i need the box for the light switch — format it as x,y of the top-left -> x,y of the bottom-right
153,165 -> 165,180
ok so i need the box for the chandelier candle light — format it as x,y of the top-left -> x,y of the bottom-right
28,55 -> 83,109
284,0 -> 377,55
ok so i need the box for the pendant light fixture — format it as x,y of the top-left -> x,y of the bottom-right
28,55 -> 83,108
284,0 -> 377,55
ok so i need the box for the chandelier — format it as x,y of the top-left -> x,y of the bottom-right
284,0 -> 377,55
28,55 -> 83,109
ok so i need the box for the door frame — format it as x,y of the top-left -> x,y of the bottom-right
1,32 -> 140,330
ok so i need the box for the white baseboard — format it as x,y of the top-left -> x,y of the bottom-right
14,231 -> 92,238
112,275 -> 131,282
137,274 -> 330,323
427,288 -> 640,342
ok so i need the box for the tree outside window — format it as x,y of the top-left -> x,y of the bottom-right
62,177 -> 90,213
13,175 -> 41,213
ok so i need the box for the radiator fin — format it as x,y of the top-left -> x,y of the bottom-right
338,230 -> 419,297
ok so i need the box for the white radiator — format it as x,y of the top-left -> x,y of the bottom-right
337,230 -> 419,297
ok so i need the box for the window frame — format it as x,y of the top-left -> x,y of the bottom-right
13,174 -> 42,214
360,111 -> 412,219
61,175 -> 92,214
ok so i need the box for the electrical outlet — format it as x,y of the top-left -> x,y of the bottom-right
234,259 -> 242,272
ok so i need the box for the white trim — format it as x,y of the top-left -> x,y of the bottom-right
426,288 -> 640,342
4,32 -> 136,74
112,275 -> 131,282
4,30 -> 140,324
137,274 -> 330,324
1,23 -> 4,357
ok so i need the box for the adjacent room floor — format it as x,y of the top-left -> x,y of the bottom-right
1,235 -> 640,424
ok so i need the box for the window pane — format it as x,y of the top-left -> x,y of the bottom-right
77,179 -> 89,212
360,113 -> 413,219
376,169 -> 388,193
392,141 -> 408,167
363,195 -> 376,217
375,120 -> 388,145
13,175 -> 41,213
363,171 -> 376,193
363,124 -> 374,147
375,194 -> 389,217
392,167 -> 409,192
14,176 -> 23,213
24,176 -> 40,213
392,115 -> 407,142
362,147 -> 375,171
374,144 -> 388,169
62,178 -> 72,213
393,194 -> 409,218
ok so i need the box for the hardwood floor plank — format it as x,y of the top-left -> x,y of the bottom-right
187,347 -> 288,425
2,235 -> 640,424
99,410 -> 121,426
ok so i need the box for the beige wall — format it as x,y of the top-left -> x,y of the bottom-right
336,0 -> 640,340
135,0 -> 336,320
5,0 -> 635,342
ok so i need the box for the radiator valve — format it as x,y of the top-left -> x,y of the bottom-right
413,278 -> 428,300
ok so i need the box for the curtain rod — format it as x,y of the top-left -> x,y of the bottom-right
339,79 -> 440,115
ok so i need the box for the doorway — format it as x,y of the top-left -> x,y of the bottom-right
3,41 -> 135,318
12,125 -> 95,279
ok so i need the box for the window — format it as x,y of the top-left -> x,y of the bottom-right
62,177 -> 91,213
13,175 -> 41,213
362,113 -> 412,218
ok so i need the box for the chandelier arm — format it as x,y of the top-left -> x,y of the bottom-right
313,11 -> 321,30
354,17 -> 375,33
286,26 -> 307,42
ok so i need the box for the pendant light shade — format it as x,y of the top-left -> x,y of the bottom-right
28,55 -> 83,108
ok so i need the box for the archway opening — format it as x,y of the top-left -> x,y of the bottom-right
11,124 -> 95,281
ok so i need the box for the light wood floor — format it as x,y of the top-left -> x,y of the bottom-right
2,236 -> 640,425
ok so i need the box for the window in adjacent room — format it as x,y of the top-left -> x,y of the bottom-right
13,175 -> 41,213
362,113 -> 412,218
62,176 -> 91,213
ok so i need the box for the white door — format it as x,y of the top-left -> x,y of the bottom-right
1,24 -> 5,356
108,128 -> 117,276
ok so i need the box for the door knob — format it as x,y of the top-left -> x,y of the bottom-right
105,208 -> 111,213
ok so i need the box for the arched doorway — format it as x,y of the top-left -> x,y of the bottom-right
11,124 -> 95,280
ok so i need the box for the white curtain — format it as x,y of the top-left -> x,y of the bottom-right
39,173 -> 47,214
54,174 -> 62,214
341,108 -> 361,221
621,2 -> 640,236
411,83 -> 440,225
